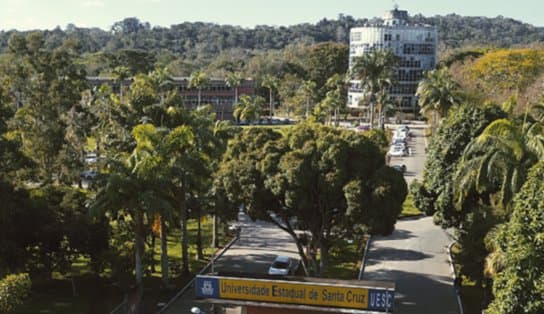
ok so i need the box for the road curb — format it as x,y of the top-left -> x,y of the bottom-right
358,235 -> 372,280
447,240 -> 464,314
157,233 -> 241,313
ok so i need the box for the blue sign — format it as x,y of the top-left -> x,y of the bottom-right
368,289 -> 394,312
195,276 -> 220,299
195,275 -> 395,312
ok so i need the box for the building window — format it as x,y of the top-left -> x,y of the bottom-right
351,32 -> 361,41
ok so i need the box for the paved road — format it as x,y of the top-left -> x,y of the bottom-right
363,217 -> 458,314
161,213 -> 300,314
363,123 -> 459,314
388,122 -> 427,185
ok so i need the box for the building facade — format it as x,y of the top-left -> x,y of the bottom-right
87,76 -> 255,120
347,7 -> 437,113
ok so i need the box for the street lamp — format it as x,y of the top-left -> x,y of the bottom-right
191,307 -> 204,314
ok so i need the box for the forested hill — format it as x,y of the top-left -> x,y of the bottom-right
0,13 -> 541,55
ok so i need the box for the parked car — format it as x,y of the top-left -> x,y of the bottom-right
392,164 -> 407,173
80,170 -> 98,180
268,255 -> 296,275
84,152 -> 97,164
388,145 -> 407,157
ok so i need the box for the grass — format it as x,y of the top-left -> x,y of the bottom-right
240,124 -> 294,129
15,216 -> 233,314
399,193 -> 422,218
450,243 -> 483,314
322,237 -> 368,280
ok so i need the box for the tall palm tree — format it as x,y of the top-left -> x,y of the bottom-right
323,74 -> 346,126
351,49 -> 397,128
112,65 -> 131,102
149,67 -> 173,105
91,152 -> 169,293
225,72 -> 243,120
233,95 -> 262,123
453,118 -> 540,210
302,80 -> 317,119
262,74 -> 278,119
416,68 -> 462,129
188,71 -> 210,109
225,72 -> 243,105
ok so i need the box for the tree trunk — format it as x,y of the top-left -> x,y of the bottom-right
319,240 -> 330,276
135,210 -> 145,291
197,88 -> 201,109
235,87 -> 239,104
291,232 -> 310,276
369,101 -> 375,129
160,216 -> 169,287
150,234 -> 156,273
196,206 -> 203,260
212,213 -> 219,248
180,193 -> 189,275
269,89 -> 273,119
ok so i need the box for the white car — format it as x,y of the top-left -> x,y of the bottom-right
268,256 -> 294,275
85,153 -> 97,164
388,145 -> 407,157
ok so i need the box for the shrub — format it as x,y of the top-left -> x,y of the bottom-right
410,180 -> 435,216
0,273 -> 31,313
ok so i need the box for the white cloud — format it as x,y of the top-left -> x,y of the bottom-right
82,0 -> 105,8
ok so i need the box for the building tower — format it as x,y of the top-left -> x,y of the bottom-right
347,6 -> 437,114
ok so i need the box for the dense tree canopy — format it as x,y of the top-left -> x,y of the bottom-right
216,124 -> 407,274
487,161 -> 544,314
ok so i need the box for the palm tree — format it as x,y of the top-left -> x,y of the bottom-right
375,90 -> 397,128
188,71 -> 210,109
262,74 -> 278,119
233,95 -> 262,123
225,72 -> 243,120
225,72 -> 242,105
302,80 -> 317,119
91,152 -> 169,293
149,67 -> 173,105
112,65 -> 131,102
351,49 -> 397,128
322,74 -> 346,126
453,118 -> 540,211
416,68 -> 462,129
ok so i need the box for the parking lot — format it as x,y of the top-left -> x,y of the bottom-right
387,123 -> 427,185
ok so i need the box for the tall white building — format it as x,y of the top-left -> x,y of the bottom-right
347,7 -> 437,113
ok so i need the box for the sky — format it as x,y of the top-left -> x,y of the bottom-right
0,0 -> 542,31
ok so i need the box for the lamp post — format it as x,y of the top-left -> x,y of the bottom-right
191,306 -> 204,314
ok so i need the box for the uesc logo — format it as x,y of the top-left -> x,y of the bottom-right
201,280 -> 214,296
196,276 -> 220,299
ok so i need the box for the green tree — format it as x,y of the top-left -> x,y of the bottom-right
351,49 -> 398,129
415,104 -> 506,225
487,161 -> 544,314
0,273 -> 31,313
225,71 -> 243,105
6,32 -> 87,184
216,124 -> 406,275
188,71 -> 210,109
416,68 -> 462,129
262,74 -> 279,118
304,42 -> 349,102
233,95 -> 263,123
454,118 -> 538,211
302,80 -> 317,119
111,65 -> 130,102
